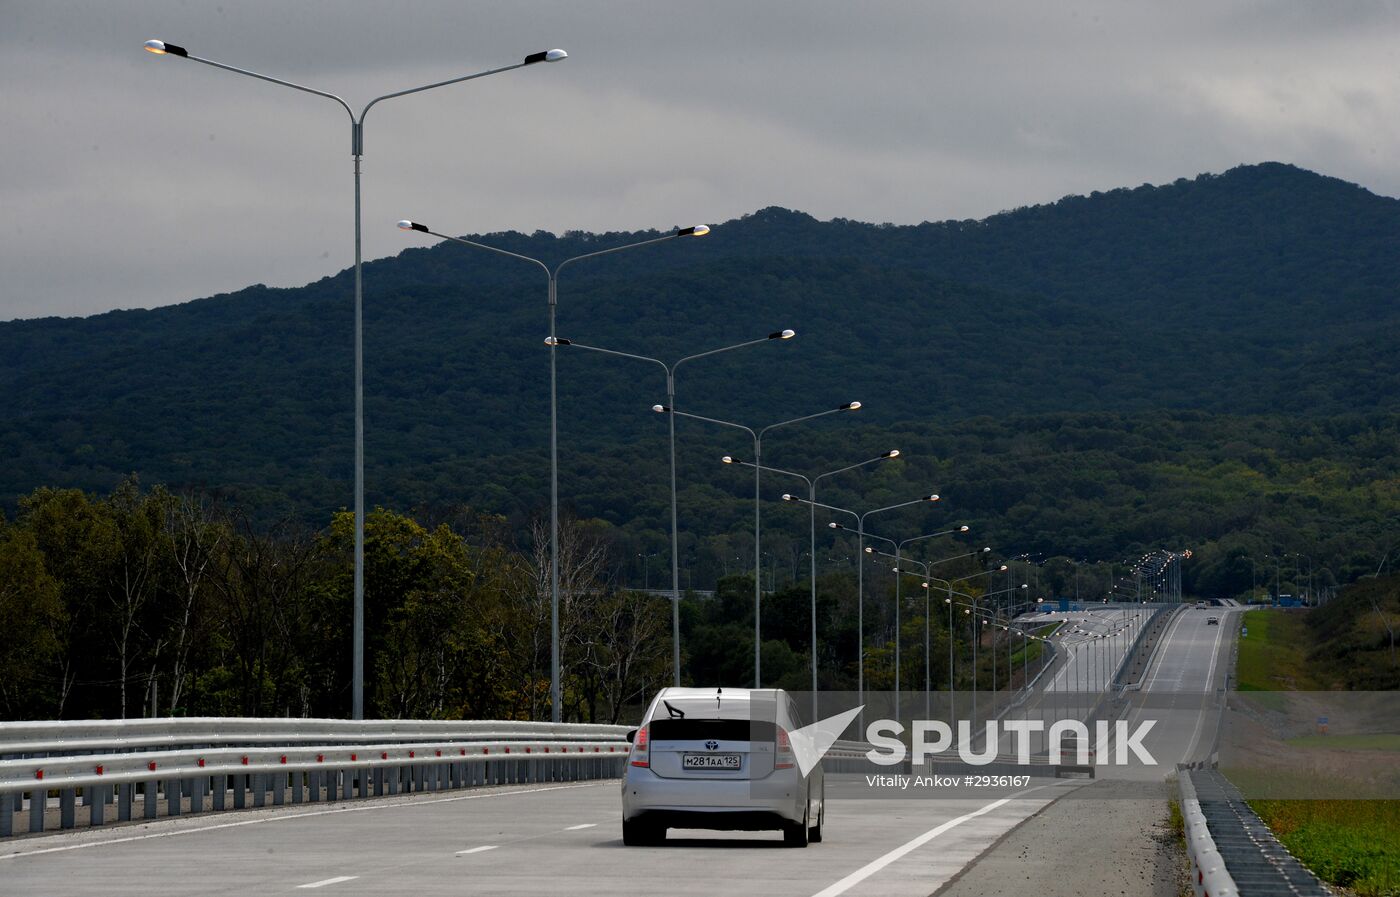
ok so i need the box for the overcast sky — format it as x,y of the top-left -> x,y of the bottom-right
4,1 -> 1398,320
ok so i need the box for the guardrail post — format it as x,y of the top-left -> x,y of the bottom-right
232,774 -> 246,809
190,776 -> 205,814
291,772 -> 303,804
88,785 -> 105,826
211,776 -> 225,812
272,771 -> 285,806
372,767 -> 383,797
166,779 -> 182,817
59,787 -> 75,829
29,789 -> 44,833
117,782 -> 133,820
251,774 -> 265,808
0,791 -> 12,837
143,780 -> 159,819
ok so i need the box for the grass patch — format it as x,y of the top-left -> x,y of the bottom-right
1250,799 -> 1400,895
1286,733 -> 1400,752
1236,610 -> 1322,691
1008,623 -> 1061,668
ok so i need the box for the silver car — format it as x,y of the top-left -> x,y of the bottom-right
620,687 -> 824,847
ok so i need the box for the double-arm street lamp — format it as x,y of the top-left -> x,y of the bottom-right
722,452 -> 900,720
399,221 -> 708,721
661,404 -> 863,687
510,330 -> 795,687
865,550 -> 993,716
145,38 -> 567,720
778,496 -> 942,717
842,526 -> 964,714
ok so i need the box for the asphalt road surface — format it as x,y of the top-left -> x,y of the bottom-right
0,778 -> 1081,896
1,607 -> 1235,894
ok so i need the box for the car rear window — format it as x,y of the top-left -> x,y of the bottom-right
647,719 -> 777,741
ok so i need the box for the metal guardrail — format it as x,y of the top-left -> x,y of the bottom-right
1179,767 -> 1331,897
0,718 -> 631,839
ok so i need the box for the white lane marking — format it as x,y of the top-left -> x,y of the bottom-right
564,823 -> 596,830
455,845 -> 498,855
0,782 -> 605,861
297,876 -> 359,889
1144,608 -> 1191,692
1182,613 -> 1229,761
808,783 -> 1066,897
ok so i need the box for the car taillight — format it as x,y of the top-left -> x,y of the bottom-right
631,724 -> 649,768
775,726 -> 794,770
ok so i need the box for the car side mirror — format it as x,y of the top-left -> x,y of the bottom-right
625,729 -> 636,744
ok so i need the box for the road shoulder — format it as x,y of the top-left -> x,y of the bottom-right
931,779 -> 1184,897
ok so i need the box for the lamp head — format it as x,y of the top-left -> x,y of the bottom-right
143,39 -> 187,57
652,405 -> 667,413
543,336 -> 571,346
721,456 -> 734,464
769,329 -> 796,340
676,224 -> 710,237
863,546 -> 874,554
982,547 -> 991,553
782,494 -> 795,502
828,522 -> 838,529
524,49 -> 569,64
998,564 -> 1008,572
397,220 -> 429,232
921,582 -> 929,589
839,401 -> 862,411
884,449 -> 900,458
959,525 -> 970,532
928,494 -> 940,501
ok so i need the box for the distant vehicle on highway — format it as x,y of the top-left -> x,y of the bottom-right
621,687 -> 824,847
1207,616 -> 1220,625
1195,600 -> 1208,608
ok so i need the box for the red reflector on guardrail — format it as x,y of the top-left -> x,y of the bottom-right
542,747 -> 549,753
459,749 -> 466,756
350,753 -> 357,761
34,769 -> 43,780
408,751 -> 415,758
95,764 -> 104,775
482,748 -> 489,755
524,747 -> 531,754
316,754 -> 324,763
280,755 -> 287,765
148,761 -> 158,771
197,758 -> 206,768
435,750 -> 441,757
241,756 -> 249,766
380,753 -> 388,761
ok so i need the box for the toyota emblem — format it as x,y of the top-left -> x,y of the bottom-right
705,740 -> 719,751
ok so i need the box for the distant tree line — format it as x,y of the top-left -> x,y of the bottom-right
0,479 -> 671,722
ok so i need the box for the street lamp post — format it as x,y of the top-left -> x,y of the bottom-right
145,38 -> 568,720
399,222 -> 708,721
789,496 -> 946,722
860,537 -> 978,715
668,404 -> 864,687
725,452 -> 900,721
515,330 -> 795,688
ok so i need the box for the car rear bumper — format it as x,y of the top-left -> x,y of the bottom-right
621,768 -> 805,824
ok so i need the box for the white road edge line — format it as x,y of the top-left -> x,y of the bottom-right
297,876 -> 359,889
0,782 -> 605,861
564,823 -> 597,830
808,782 -> 1065,897
455,845 -> 498,855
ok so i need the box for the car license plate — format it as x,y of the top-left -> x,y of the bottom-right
683,753 -> 741,769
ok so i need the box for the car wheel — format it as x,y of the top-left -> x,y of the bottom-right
783,801 -> 810,848
623,818 -> 661,846
808,794 -> 824,843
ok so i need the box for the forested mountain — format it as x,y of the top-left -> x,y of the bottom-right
3,162 -> 1398,586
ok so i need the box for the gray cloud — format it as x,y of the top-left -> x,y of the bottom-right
4,0 -> 1398,319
